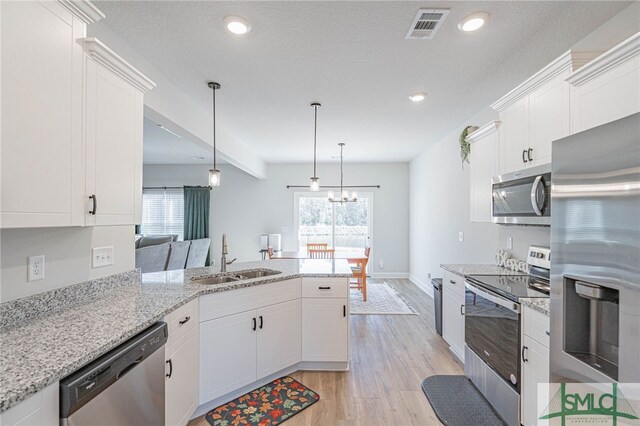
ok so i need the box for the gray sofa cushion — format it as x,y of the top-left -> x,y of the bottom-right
167,241 -> 191,271
138,235 -> 174,248
135,243 -> 170,273
186,238 -> 211,268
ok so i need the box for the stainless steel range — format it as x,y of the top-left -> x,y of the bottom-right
464,246 -> 550,425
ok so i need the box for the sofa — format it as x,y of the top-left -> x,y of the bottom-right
135,235 -> 211,273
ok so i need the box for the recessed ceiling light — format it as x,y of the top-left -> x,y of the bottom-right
224,16 -> 251,35
409,93 -> 426,102
458,12 -> 490,32
189,156 -> 206,160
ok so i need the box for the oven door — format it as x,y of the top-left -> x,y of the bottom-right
464,281 -> 521,391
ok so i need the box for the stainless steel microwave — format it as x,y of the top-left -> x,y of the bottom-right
491,163 -> 551,226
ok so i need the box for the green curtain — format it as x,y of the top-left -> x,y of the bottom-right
184,186 -> 211,265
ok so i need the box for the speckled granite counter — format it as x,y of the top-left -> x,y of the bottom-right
520,297 -> 550,316
440,263 -> 525,277
0,259 -> 352,412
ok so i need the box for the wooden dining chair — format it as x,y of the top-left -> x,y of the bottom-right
309,248 -> 335,259
350,247 -> 370,301
307,243 -> 328,251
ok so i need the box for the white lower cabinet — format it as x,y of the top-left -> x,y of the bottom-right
441,270 -> 465,362
301,298 -> 348,362
199,310 -> 258,404
521,306 -> 550,426
257,299 -> 302,378
165,324 -> 199,426
0,383 -> 58,426
198,299 -> 303,404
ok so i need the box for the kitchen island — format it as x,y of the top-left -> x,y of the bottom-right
0,259 -> 352,424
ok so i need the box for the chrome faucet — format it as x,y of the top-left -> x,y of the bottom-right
220,233 -> 237,272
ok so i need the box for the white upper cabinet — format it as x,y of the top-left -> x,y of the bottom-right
80,38 -> 154,226
567,33 -> 640,133
468,121 -> 500,223
492,51 -> 600,175
0,1 -> 101,228
0,1 -> 154,229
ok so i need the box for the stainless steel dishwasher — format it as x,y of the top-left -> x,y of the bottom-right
60,322 -> 168,426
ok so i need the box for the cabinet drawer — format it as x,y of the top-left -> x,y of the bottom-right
443,270 -> 464,296
302,277 -> 348,298
199,279 -> 301,322
523,305 -> 550,348
166,298 -> 198,346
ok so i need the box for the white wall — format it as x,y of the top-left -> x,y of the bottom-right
409,108 -> 550,292
0,226 -> 135,302
143,162 -> 410,276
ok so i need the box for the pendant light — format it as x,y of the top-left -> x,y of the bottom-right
208,81 -> 221,187
309,102 -> 321,191
328,143 -> 357,203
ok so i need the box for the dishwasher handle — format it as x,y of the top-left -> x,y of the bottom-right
59,322 -> 168,419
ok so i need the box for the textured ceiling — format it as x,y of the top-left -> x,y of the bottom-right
94,1 -> 630,163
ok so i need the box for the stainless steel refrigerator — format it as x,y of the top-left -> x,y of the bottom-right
550,112 -> 640,383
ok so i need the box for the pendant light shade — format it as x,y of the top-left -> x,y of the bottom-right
310,102 -> 321,191
209,169 -> 221,186
208,81 -> 221,187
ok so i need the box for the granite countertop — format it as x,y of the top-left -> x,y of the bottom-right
440,263 -> 526,277
0,259 -> 352,412
520,297 -> 550,316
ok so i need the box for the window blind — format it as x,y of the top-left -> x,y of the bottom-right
140,188 -> 184,240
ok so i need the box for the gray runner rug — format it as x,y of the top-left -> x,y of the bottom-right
421,375 -> 507,426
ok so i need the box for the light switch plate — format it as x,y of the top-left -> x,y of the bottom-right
28,255 -> 45,282
92,246 -> 114,268
458,232 -> 464,242
507,237 -> 513,250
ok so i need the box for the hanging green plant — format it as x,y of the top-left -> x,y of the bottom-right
459,125 -> 477,168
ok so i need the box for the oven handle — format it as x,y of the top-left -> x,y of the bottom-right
464,281 -> 520,313
530,175 -> 544,216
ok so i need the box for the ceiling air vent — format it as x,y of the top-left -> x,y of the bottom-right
406,9 -> 450,40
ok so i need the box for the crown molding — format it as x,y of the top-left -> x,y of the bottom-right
79,38 -> 156,93
57,0 -> 105,23
466,120 -> 501,144
566,32 -> 640,87
491,50 -> 602,112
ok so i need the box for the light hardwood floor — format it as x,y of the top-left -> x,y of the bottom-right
189,279 -> 463,426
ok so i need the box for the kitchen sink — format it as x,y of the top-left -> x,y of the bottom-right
191,275 -> 240,285
191,269 -> 281,285
235,269 -> 281,279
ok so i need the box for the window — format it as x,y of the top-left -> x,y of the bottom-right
139,188 -> 184,240
294,192 -> 371,251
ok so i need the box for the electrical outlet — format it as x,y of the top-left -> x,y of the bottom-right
92,246 -> 114,268
458,232 -> 464,242
507,237 -> 513,250
427,272 -> 432,281
28,255 -> 45,282
379,258 -> 384,269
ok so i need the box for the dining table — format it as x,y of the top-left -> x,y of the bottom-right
270,250 -> 368,262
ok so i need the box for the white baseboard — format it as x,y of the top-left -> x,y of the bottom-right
370,272 -> 409,279
409,273 -> 434,298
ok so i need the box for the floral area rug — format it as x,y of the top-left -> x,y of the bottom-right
205,376 -> 319,426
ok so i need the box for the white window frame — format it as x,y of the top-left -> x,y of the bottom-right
293,191 -> 373,257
